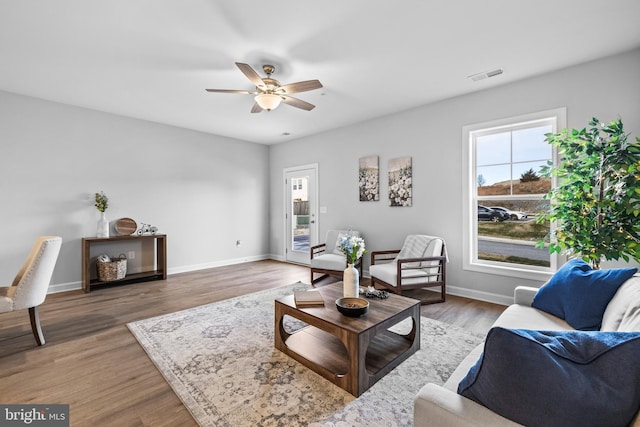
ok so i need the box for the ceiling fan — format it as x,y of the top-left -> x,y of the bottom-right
206,62 -> 323,113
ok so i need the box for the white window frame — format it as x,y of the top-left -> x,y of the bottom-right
462,107 -> 566,281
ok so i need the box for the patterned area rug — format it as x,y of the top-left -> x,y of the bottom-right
128,282 -> 484,426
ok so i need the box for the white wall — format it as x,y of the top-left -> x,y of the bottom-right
0,91 -> 270,292
269,48 -> 640,305
2,48 -> 637,300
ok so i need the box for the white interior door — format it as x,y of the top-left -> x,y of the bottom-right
284,165 -> 318,265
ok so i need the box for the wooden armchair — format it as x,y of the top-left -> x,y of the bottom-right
310,229 -> 363,284
369,235 -> 446,305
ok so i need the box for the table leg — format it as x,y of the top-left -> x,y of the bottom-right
274,301 -> 291,353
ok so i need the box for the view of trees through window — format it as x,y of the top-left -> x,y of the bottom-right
474,122 -> 554,268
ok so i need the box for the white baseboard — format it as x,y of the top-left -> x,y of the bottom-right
445,285 -> 512,306
269,253 -> 286,262
363,270 -> 511,306
48,281 -> 83,294
167,254 -> 270,275
46,254 -> 272,294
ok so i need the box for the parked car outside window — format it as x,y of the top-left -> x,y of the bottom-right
489,206 -> 527,221
477,205 -> 506,222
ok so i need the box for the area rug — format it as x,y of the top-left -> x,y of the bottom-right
128,282 -> 484,426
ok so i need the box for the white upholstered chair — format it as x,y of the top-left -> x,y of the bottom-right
370,235 -> 447,305
310,229 -> 363,284
0,236 -> 62,345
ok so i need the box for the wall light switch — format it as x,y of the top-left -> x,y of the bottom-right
320,206 -> 327,214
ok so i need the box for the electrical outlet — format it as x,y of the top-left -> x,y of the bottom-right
128,251 -> 136,259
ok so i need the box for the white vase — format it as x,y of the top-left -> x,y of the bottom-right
97,211 -> 109,238
343,263 -> 359,297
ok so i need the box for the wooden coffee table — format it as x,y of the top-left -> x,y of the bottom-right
274,282 -> 420,396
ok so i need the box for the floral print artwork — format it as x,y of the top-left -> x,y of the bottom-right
359,155 -> 379,201
389,156 -> 412,207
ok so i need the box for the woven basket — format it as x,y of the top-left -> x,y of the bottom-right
97,255 -> 127,281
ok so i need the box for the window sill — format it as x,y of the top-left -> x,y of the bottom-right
464,260 -> 553,282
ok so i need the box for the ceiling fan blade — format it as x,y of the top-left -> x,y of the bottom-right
235,62 -> 265,88
281,95 -> 315,111
205,89 -> 257,94
250,102 -> 263,113
279,80 -> 323,94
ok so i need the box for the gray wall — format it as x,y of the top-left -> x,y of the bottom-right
0,91 -> 270,292
2,48 -> 637,301
269,48 -> 640,304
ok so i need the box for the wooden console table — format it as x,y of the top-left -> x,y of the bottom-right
81,234 -> 167,293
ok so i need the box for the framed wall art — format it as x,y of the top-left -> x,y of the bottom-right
388,156 -> 412,207
359,155 -> 379,201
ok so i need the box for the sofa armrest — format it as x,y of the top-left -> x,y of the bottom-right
513,286 -> 539,306
414,384 -> 521,427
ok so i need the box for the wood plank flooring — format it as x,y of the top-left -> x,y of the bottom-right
0,260 -> 505,426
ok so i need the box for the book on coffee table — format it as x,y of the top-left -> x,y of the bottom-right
294,289 -> 325,307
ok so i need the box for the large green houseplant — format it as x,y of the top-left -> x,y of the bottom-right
537,117 -> 640,269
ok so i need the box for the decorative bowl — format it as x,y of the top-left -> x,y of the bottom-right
335,297 -> 369,317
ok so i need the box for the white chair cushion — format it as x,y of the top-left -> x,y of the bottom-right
332,232 -> 348,255
0,287 -> 16,313
328,230 -> 362,255
370,263 -> 439,287
394,235 -> 443,268
323,230 -> 341,254
311,253 -> 346,271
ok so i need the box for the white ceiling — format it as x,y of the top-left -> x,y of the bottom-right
1,1 -> 639,144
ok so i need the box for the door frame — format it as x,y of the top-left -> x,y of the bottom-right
283,163 -> 318,264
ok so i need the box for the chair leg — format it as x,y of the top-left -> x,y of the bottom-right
29,306 -> 46,346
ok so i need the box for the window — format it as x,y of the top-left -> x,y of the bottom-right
292,178 -> 304,191
462,108 -> 566,280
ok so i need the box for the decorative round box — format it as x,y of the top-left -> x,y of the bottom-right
115,218 -> 137,236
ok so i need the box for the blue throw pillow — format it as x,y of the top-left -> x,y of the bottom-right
458,327 -> 640,427
532,258 -> 637,330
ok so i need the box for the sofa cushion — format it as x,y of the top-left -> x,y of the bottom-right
443,343 -> 484,392
458,327 -> 640,427
493,304 -> 573,331
532,258 -> 637,330
601,276 -> 640,332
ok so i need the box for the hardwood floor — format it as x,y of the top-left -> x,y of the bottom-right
0,260 -> 505,426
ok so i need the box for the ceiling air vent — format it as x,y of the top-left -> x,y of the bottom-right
468,68 -> 504,82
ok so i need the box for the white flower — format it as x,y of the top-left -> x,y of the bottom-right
337,232 -> 367,264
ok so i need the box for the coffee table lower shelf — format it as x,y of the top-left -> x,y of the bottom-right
283,325 -> 415,378
274,290 -> 420,397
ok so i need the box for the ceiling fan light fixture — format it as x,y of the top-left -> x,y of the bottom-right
255,93 -> 282,111
207,62 -> 321,113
